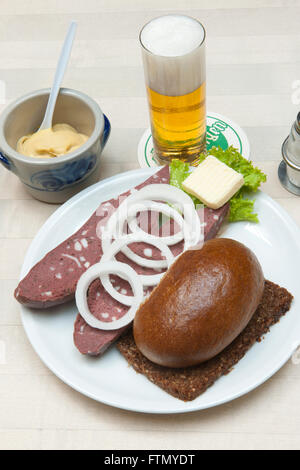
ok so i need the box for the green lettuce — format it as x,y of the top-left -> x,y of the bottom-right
228,192 -> 258,223
170,146 -> 266,222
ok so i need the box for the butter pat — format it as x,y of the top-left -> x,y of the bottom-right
182,155 -> 244,209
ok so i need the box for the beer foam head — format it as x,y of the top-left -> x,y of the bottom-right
140,16 -> 206,96
140,15 -> 205,57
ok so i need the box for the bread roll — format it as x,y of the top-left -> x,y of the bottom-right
133,238 -> 264,368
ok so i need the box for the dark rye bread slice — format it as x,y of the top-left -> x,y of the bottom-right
117,280 -> 293,402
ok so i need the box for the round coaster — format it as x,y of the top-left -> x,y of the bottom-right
137,111 -> 250,168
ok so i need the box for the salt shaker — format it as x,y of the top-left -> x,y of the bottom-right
279,112 -> 300,195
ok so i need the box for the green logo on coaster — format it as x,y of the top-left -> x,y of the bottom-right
206,120 -> 228,151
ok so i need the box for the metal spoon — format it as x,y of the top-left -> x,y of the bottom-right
37,21 -> 77,131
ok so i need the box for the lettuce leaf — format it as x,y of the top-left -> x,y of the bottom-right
229,192 -> 258,223
170,146 -> 267,223
169,158 -> 190,190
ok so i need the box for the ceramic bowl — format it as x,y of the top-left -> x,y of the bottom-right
0,87 -> 111,203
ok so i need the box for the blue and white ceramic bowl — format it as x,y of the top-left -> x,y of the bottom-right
0,88 -> 111,203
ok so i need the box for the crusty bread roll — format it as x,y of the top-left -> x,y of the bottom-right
133,238 -> 264,368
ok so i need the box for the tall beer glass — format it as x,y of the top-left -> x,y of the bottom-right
140,15 -> 206,164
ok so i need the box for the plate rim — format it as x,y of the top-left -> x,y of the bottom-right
19,167 -> 300,414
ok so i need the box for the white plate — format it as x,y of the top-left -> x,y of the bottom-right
20,168 -> 300,414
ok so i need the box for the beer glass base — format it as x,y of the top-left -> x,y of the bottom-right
154,137 -> 206,166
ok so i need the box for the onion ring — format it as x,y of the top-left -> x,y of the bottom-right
101,185 -> 201,268
75,261 -> 143,330
100,233 -> 174,306
120,200 -> 187,269
127,200 -> 185,245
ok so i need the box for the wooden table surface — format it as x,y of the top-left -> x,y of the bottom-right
1,0 -> 300,451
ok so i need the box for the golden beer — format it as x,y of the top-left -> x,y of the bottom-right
147,83 -> 206,161
140,15 -> 206,164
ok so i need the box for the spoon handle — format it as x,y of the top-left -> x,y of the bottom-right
39,21 -> 77,131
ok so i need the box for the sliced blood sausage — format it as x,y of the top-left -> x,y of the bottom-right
15,166 -> 170,308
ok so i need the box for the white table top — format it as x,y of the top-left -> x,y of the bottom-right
1,0 -> 300,451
